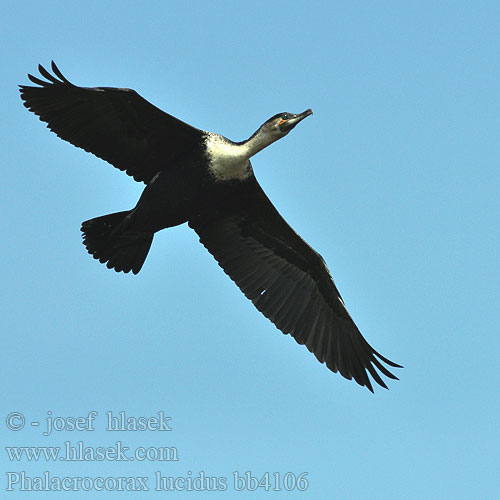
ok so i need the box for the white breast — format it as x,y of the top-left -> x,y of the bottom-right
205,133 -> 252,181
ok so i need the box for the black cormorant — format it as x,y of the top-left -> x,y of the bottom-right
20,62 -> 401,391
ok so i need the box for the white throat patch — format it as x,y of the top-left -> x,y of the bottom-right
205,133 -> 252,181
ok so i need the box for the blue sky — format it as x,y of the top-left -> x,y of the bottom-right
2,1 -> 499,498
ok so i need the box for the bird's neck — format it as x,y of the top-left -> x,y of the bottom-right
241,127 -> 278,158
204,128 -> 278,182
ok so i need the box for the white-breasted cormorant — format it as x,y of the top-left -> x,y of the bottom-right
20,62 -> 401,391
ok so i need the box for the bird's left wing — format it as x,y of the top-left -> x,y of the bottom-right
19,61 -> 204,184
189,177 -> 401,391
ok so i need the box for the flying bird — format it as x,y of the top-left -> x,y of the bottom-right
20,62 -> 401,391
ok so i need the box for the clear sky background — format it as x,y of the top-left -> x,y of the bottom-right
1,1 -> 499,498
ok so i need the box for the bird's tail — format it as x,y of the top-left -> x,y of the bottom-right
81,211 -> 154,274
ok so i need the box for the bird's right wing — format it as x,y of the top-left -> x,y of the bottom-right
19,62 -> 204,184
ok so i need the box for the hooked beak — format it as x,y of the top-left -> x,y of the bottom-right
280,109 -> 313,133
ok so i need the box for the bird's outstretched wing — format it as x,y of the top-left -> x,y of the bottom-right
19,61 -> 203,184
189,177 -> 401,391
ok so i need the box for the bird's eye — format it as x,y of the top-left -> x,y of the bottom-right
281,113 -> 290,120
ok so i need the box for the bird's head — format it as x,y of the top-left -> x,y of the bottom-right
264,109 -> 313,137
243,109 -> 313,157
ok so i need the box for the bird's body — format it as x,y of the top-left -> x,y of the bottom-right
20,62 -> 401,391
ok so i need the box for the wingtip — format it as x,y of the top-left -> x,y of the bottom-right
50,60 -> 70,83
22,61 -> 71,88
373,348 -> 403,369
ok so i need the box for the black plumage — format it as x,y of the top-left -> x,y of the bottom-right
20,62 -> 401,391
